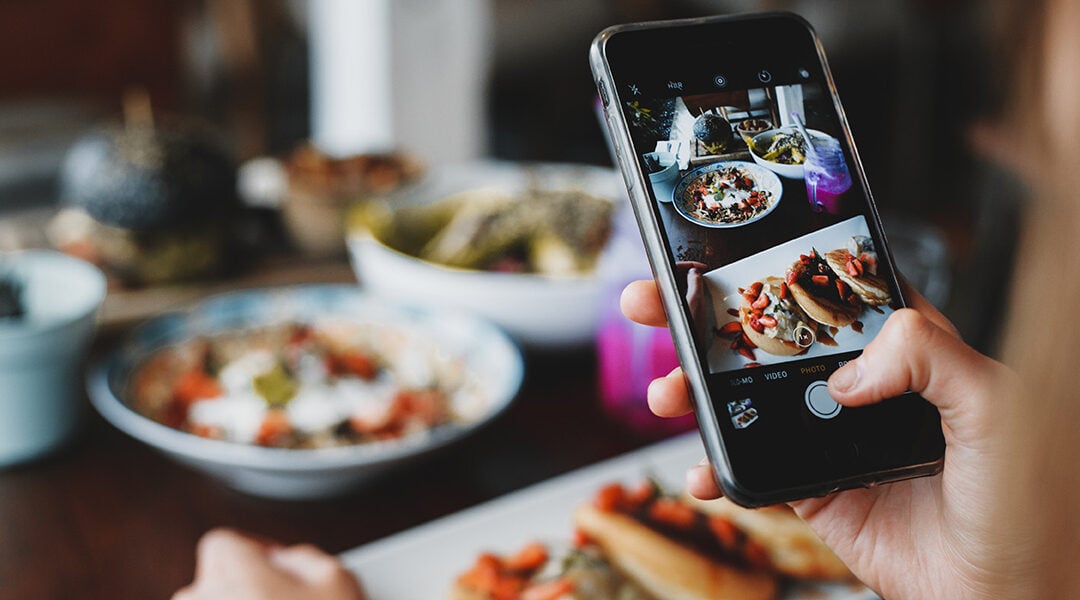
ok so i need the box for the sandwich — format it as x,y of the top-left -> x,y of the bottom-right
823,236 -> 891,306
785,249 -> 862,327
452,481 -> 777,600
682,496 -> 854,581
738,276 -> 818,356
572,482 -> 777,600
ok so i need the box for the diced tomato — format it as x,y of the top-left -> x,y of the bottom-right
162,401 -> 188,429
709,516 -> 738,550
188,424 -> 221,439
457,553 -> 502,590
288,325 -> 313,347
256,410 -> 292,446
504,542 -> 548,572
572,528 -> 592,548
396,389 -> 444,426
594,483 -> 626,512
625,480 -> 658,510
335,351 -> 378,380
648,497 -> 697,530
172,369 -> 222,407
490,576 -> 528,600
521,578 -> 575,600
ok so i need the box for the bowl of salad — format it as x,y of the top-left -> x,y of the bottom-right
748,126 -> 834,179
87,285 -> 523,499
347,161 -> 624,348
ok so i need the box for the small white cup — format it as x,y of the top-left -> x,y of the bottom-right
0,250 -> 106,467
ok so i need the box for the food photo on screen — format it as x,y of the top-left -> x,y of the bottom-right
701,216 -> 895,373
629,81 -> 854,220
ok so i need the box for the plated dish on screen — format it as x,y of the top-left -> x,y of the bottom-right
672,161 -> 783,228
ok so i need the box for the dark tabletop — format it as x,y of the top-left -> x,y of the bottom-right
0,344 -> 682,600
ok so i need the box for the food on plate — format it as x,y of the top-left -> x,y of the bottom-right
452,542 -> 654,600
283,143 -> 423,257
53,96 -> 237,284
573,481 -> 777,600
130,318 -> 489,448
682,496 -> 854,581
824,236 -> 891,306
354,187 -> 613,276
693,113 -> 733,154
786,249 -> 862,327
682,164 -> 775,226
451,479 -> 871,599
736,118 -> 773,140
736,276 -> 817,357
752,130 -> 809,165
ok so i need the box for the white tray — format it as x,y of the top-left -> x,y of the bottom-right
341,433 -> 878,600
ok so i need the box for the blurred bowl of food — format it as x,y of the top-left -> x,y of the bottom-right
347,162 -> 623,348
281,143 -> 423,258
748,126 -> 833,179
87,285 -> 522,499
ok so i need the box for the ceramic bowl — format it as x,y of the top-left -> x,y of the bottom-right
347,161 -> 624,348
87,285 -> 523,499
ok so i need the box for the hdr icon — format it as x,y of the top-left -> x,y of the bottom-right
666,80 -> 684,90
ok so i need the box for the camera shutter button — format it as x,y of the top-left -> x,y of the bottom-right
805,380 -> 842,419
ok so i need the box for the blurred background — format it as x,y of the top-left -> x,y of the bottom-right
0,0 -> 1020,351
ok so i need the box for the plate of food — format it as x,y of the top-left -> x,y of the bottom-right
341,433 -> 876,599
671,161 -> 783,228
749,127 -> 836,179
87,285 -> 523,499
702,216 -> 895,372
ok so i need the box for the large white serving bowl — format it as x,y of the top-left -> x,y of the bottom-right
749,127 -> 835,179
347,161 -> 625,349
87,285 -> 523,500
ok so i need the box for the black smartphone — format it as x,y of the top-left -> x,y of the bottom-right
591,13 -> 944,506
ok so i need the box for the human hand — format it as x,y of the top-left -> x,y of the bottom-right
173,528 -> 365,600
621,279 -> 1034,599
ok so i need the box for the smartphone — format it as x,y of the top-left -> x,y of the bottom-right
591,13 -> 944,506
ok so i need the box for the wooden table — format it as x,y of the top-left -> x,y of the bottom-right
0,344 -> 682,599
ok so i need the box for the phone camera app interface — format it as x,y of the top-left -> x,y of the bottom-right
623,77 -> 899,399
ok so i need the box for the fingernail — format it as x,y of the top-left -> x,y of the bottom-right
830,361 -> 860,392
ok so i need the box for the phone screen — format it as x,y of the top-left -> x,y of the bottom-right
601,16 -> 943,497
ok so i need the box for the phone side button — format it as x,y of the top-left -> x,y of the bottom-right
805,380 -> 841,419
613,146 -> 636,191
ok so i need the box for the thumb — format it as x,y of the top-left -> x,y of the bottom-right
827,308 -> 1011,447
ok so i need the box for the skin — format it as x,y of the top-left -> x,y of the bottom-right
621,278 -> 1038,599
172,528 -> 365,600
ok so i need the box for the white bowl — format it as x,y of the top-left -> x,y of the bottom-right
87,285 -> 523,499
749,127 -> 833,179
0,250 -> 106,466
347,161 -> 624,348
